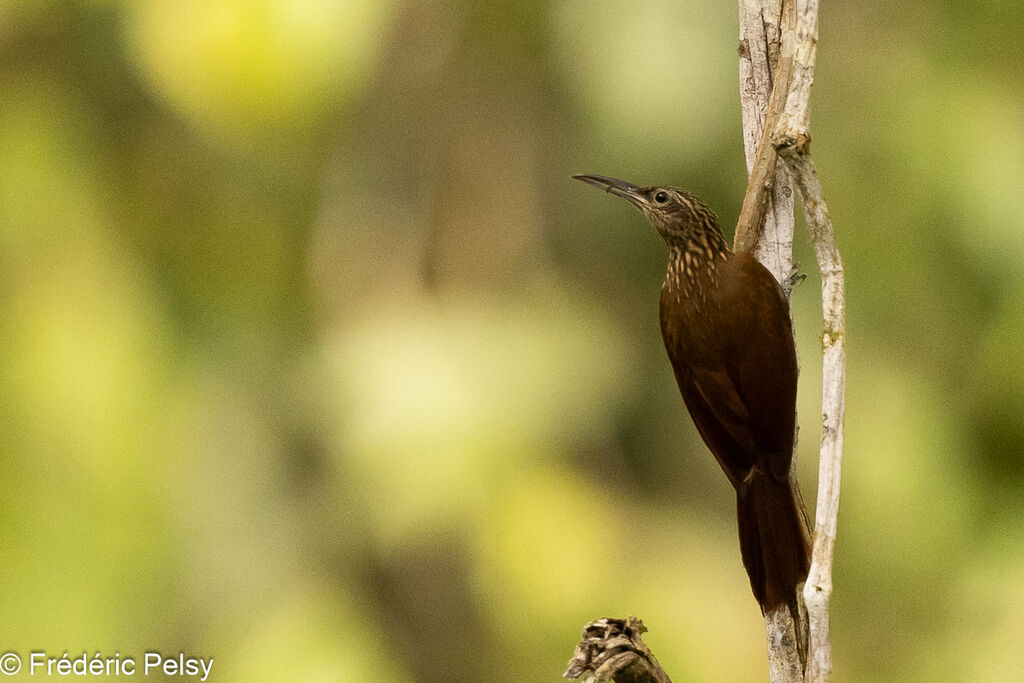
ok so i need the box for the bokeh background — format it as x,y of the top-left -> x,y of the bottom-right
1,1 -> 1022,681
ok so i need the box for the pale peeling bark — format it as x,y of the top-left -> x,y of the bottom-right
751,0 -> 845,680
771,3 -> 846,680
735,0 -> 796,289
739,0 -> 846,680
778,152 -> 844,683
736,1 -> 808,680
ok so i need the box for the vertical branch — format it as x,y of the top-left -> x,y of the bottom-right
771,0 -> 846,680
734,0 -> 796,289
737,1 -> 806,681
782,153 -> 844,683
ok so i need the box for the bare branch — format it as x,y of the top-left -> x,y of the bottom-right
764,606 -> 806,682
737,1 -> 807,679
774,0 -> 819,150
770,0 -> 846,680
779,152 -> 844,683
734,0 -> 796,289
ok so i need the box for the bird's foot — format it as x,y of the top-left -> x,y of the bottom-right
783,264 -> 806,294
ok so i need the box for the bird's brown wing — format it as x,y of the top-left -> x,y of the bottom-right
672,361 -> 760,488
719,254 -> 799,480
660,253 -> 798,486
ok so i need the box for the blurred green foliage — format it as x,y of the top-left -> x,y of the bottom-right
1,1 -> 1022,681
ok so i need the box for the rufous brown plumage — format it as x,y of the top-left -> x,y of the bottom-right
574,173 -> 810,623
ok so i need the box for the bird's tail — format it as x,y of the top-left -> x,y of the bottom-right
735,469 -> 811,619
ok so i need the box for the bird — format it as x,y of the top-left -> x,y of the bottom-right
573,173 -> 810,626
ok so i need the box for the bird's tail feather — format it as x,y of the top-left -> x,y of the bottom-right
735,470 -> 811,617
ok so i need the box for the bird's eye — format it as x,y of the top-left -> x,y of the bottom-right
654,191 -> 669,204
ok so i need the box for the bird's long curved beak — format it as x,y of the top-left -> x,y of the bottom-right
572,174 -> 645,208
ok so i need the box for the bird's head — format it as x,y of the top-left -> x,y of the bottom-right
572,174 -> 724,251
